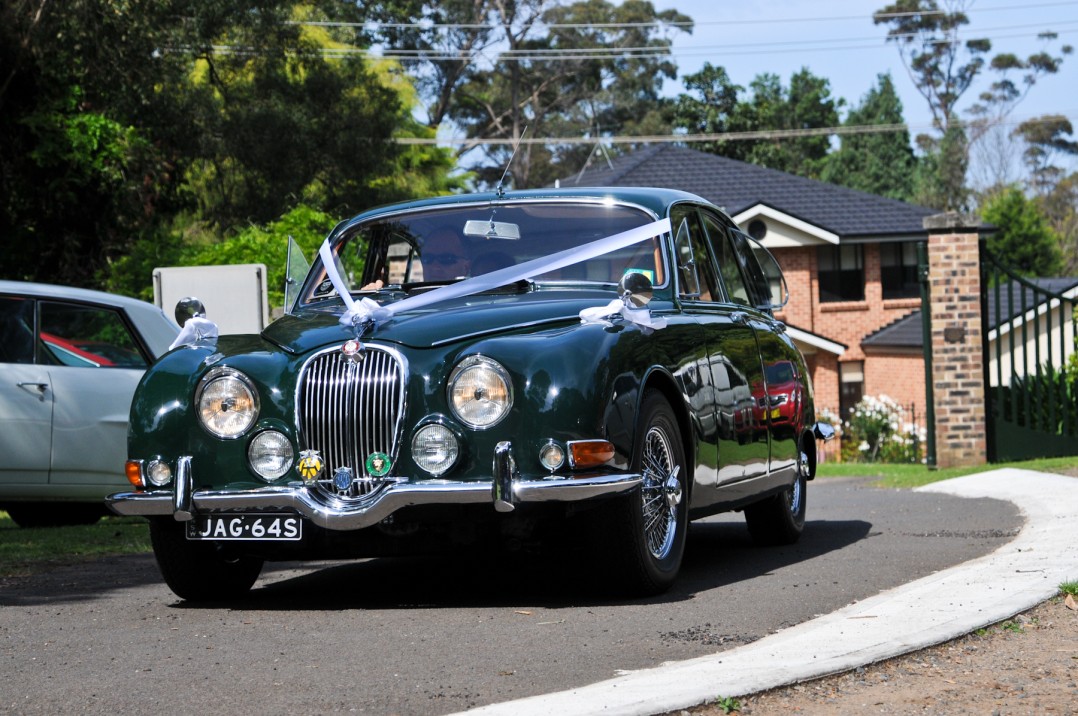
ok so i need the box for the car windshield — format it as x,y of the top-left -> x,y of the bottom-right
305,201 -> 665,304
765,362 -> 795,383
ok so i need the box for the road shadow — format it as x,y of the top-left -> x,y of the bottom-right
166,517 -> 872,611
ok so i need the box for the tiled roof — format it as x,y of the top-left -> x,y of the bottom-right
565,145 -> 938,238
862,311 -> 923,349
862,278 -> 1078,349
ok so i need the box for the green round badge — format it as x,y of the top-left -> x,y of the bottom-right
365,452 -> 392,477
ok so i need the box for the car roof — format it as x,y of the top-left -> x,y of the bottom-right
0,280 -> 180,357
334,187 -> 726,233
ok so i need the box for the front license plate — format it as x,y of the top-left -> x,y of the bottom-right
770,407 -> 782,419
186,514 -> 302,541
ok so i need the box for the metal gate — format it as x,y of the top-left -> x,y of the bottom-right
980,244 -> 1078,462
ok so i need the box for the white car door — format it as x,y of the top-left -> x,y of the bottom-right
0,364 -> 54,486
0,296 -> 53,486
36,299 -> 151,494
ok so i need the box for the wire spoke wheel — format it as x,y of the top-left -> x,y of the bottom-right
590,391 -> 688,596
640,425 -> 679,560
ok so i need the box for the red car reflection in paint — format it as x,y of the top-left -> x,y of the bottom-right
752,360 -> 802,427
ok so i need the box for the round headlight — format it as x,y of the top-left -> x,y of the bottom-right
412,423 -> 460,476
248,430 -> 294,481
447,356 -> 513,429
196,367 -> 259,438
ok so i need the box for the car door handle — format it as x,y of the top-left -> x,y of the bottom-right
730,311 -> 749,325
17,382 -> 49,393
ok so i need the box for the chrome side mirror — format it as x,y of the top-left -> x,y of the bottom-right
618,272 -> 654,308
175,297 -> 207,326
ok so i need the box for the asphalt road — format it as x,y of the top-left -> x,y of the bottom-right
0,476 -> 1021,715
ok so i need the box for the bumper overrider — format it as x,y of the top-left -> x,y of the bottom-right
107,441 -> 643,531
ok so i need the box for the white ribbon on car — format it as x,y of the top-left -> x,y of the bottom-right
319,217 -> 672,335
169,316 -> 220,350
578,298 -> 669,333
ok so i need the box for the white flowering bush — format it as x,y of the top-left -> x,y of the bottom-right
842,395 -> 925,463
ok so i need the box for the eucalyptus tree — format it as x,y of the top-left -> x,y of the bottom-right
368,0 -> 691,188
873,0 -> 1072,210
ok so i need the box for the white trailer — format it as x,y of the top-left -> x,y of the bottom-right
153,264 -> 269,335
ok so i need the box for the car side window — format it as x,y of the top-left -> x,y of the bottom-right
0,297 -> 35,364
738,230 -> 789,310
701,214 -> 752,307
38,301 -> 148,368
671,207 -> 720,302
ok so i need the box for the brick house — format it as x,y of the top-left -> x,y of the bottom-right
568,144 -> 938,423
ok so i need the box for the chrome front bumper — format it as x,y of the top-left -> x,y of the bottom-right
107,442 -> 642,531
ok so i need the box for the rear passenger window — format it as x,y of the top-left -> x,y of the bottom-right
702,215 -> 752,307
38,301 -> 148,368
0,297 -> 35,364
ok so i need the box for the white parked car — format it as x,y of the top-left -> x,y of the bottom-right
0,281 -> 179,527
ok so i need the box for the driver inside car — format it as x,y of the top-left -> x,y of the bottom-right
421,228 -> 471,281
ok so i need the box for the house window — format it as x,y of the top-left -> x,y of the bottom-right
818,245 -> 864,302
881,242 -> 921,299
839,361 -> 864,421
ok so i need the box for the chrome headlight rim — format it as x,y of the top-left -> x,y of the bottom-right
411,418 -> 463,477
247,429 -> 295,482
195,366 -> 260,439
446,355 -> 514,430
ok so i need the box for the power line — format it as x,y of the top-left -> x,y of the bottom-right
289,0 -> 1078,32
231,23 -> 1078,63
391,113 -> 1078,147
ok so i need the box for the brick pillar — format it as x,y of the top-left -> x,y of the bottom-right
924,213 -> 987,468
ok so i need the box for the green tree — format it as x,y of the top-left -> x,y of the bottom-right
0,1 -> 463,292
673,66 -> 841,179
672,63 -> 742,154
732,69 -> 842,179
981,186 -> 1063,277
821,74 -> 916,201
913,120 -> 970,210
377,0 -> 690,188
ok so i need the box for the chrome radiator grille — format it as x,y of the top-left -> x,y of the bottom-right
298,346 -> 406,499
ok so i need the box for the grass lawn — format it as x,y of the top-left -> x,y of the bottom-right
0,512 -> 151,578
816,455 -> 1078,488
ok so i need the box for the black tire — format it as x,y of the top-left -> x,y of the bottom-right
594,392 -> 688,596
149,518 -> 263,601
744,447 -> 809,546
3,503 -> 104,528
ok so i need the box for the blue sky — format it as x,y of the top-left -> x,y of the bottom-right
652,0 -> 1078,177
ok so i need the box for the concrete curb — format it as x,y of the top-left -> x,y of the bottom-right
453,469 -> 1078,716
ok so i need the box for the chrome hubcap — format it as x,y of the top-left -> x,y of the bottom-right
641,425 -> 679,560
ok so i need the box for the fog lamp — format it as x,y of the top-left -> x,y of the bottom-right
412,424 -> 460,476
539,441 -> 565,472
146,459 -> 173,487
248,430 -> 294,481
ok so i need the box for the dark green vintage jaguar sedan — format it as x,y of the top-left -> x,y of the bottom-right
108,187 -> 832,601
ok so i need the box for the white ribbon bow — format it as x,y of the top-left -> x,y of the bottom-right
578,298 -> 669,333
169,316 -> 220,350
